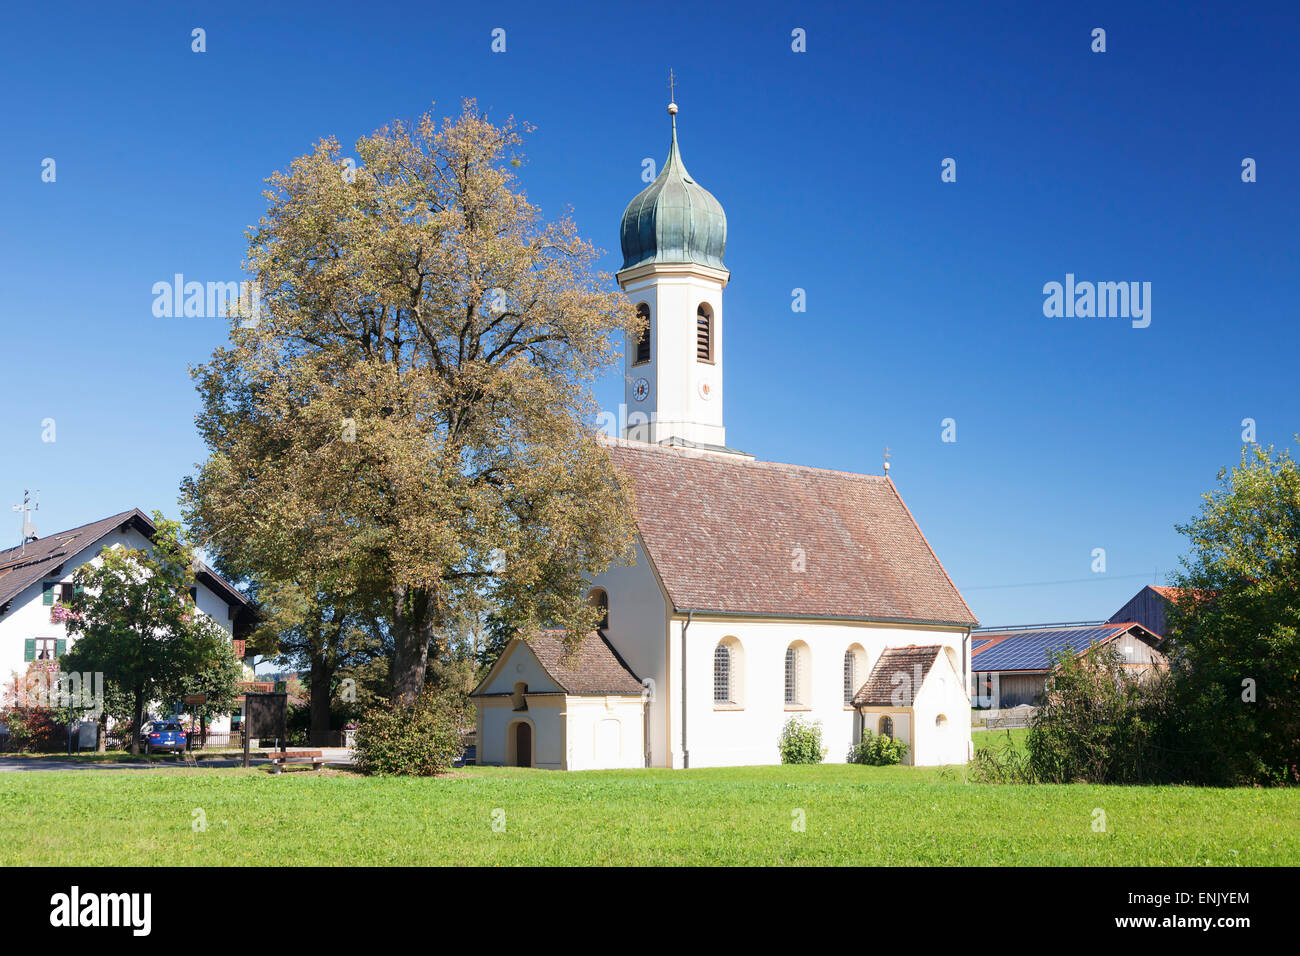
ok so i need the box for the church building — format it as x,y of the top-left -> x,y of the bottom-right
473,99 -> 977,770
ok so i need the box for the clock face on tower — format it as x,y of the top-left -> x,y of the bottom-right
633,377 -> 649,402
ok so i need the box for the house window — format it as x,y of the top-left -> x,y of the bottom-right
588,588 -> 609,630
714,644 -> 731,704
34,638 -> 58,661
696,303 -> 713,362
878,715 -> 894,738
843,645 -> 867,705
784,642 -> 810,707
634,303 -> 651,365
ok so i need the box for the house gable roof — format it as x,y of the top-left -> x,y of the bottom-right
472,631 -> 644,698
851,645 -> 945,707
604,440 -> 977,626
0,509 -> 250,615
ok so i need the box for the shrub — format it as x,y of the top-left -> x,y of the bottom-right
778,716 -> 826,765
1025,645 -> 1169,784
351,689 -> 465,777
850,728 -> 908,766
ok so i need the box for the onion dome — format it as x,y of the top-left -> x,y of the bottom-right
619,104 -> 727,272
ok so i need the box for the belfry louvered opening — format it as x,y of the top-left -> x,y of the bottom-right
634,303 -> 651,365
696,303 -> 713,361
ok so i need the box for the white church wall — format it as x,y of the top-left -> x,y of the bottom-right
591,538 -> 670,766
910,649 -> 973,766
563,696 -> 646,771
478,696 -> 565,769
674,617 -> 970,768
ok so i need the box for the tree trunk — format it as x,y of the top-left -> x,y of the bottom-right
97,712 -> 107,753
391,584 -> 434,705
309,659 -> 334,746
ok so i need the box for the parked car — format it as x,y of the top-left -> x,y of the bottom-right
140,720 -> 187,754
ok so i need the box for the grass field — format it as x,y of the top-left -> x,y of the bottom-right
2,758 -> 1296,866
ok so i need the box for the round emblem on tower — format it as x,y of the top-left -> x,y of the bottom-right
633,378 -> 649,402
698,381 -> 712,401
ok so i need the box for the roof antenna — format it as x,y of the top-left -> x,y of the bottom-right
11,488 -> 39,555
882,446 -> 891,476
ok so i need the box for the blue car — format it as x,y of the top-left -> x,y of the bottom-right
140,720 -> 187,754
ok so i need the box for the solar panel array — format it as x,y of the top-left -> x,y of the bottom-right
970,626 -> 1118,672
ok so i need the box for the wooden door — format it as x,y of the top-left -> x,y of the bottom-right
514,722 -> 532,767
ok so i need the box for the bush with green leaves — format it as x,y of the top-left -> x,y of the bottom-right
778,716 -> 827,765
350,689 -> 465,776
850,728 -> 909,766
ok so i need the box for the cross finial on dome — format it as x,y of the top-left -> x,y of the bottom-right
667,69 -> 678,116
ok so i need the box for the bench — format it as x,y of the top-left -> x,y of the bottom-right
267,750 -> 326,774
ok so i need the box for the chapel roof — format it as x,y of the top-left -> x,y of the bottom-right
472,631 -> 645,697
604,439 -> 978,627
851,645 -> 945,707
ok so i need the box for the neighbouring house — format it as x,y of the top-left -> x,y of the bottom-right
472,103 -> 978,770
0,508 -> 253,738
970,622 -> 1166,709
1107,584 -> 1208,638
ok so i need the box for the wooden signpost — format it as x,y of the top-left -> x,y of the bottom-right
243,692 -> 288,768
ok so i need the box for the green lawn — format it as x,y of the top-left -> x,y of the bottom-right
2,762 -> 1296,866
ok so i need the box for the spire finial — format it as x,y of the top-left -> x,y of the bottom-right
667,69 -> 678,117
882,446 -> 892,474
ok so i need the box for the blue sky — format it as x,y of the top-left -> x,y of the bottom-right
2,1 -> 1297,628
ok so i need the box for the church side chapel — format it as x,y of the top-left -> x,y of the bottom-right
472,92 -> 977,770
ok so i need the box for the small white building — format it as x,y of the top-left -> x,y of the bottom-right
472,632 -> 646,770
473,102 -> 978,770
0,508 -> 252,735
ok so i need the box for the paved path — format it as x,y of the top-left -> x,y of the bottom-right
0,748 -> 354,773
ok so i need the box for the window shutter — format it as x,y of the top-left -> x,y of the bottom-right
56,639 -> 67,657
42,582 -> 54,605
24,638 -> 36,661
73,583 -> 84,597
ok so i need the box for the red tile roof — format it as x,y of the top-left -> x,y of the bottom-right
472,631 -> 645,697
527,631 -> 645,695
605,440 -> 977,626
851,645 -> 944,707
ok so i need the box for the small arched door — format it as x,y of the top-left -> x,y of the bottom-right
513,722 -> 532,768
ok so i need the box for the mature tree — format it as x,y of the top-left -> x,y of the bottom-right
183,101 -> 638,704
1166,440 -> 1300,784
62,515 -> 221,755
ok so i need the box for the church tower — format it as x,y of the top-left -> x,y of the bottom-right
617,96 -> 731,450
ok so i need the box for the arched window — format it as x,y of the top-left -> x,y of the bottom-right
784,642 -> 810,706
713,636 -> 744,707
588,588 -> 609,630
843,645 -> 867,705
696,303 -> 713,362
714,644 -> 732,704
634,303 -> 651,365
878,715 -> 894,738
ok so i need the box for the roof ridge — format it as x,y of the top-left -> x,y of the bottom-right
604,436 -> 888,482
